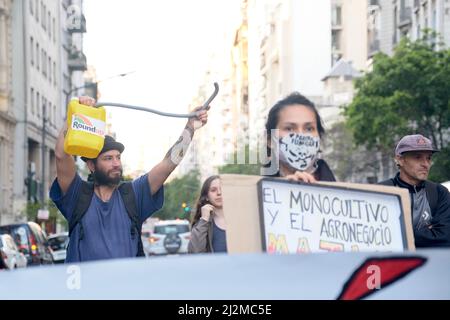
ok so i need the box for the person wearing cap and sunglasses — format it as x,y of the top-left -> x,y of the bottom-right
379,134 -> 450,248
50,96 -> 209,263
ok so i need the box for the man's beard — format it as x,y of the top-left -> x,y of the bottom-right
93,168 -> 123,186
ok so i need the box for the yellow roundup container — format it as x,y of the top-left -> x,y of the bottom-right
64,99 -> 106,159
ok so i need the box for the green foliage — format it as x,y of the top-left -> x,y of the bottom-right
344,30 -> 450,181
153,170 -> 201,220
26,200 -> 68,229
325,122 -> 380,182
429,146 -> 450,183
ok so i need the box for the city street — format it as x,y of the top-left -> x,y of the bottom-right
0,0 -> 449,302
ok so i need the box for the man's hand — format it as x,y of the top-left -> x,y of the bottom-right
56,96 -> 96,195
79,96 -> 96,107
186,106 -> 208,131
147,105 -> 210,196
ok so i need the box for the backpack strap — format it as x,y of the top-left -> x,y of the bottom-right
118,182 -> 145,257
69,181 -> 94,237
424,181 -> 438,216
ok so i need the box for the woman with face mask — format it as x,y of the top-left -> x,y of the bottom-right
188,176 -> 227,253
263,92 -> 336,183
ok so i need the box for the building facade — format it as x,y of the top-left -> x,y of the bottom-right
368,0 -> 450,59
331,0 -> 368,70
247,0 -> 331,152
9,0 -> 87,226
0,0 -> 15,225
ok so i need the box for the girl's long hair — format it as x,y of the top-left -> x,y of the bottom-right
191,175 -> 220,227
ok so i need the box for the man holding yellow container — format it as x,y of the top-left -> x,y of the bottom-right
50,96 -> 209,263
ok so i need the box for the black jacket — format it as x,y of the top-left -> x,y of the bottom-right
379,173 -> 450,248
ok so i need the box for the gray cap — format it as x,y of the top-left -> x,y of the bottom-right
395,134 -> 439,156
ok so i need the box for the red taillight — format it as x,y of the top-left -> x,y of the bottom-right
149,236 -> 160,244
1,250 -> 7,261
30,234 -> 38,256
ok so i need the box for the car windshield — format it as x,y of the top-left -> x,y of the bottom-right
154,225 -> 189,234
48,236 -> 69,251
0,226 -> 29,246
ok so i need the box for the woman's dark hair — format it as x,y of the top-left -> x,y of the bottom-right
264,92 -> 325,158
191,175 -> 220,227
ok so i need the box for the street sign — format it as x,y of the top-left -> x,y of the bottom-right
37,209 -> 50,220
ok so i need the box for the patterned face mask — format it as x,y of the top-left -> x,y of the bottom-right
279,133 -> 321,172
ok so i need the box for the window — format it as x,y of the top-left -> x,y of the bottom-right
53,104 -> 57,127
36,92 -> 40,118
53,61 -> 57,86
48,101 -> 52,126
48,236 -> 69,251
30,0 -> 34,15
53,17 -> 56,42
154,224 -> 190,234
393,6 -> 398,44
41,98 -> 46,122
48,57 -> 52,83
41,49 -> 46,77
41,2 -> 46,29
30,88 -> 35,115
30,37 -> 34,66
35,0 -> 39,22
431,0 -> 437,31
332,30 -> 341,50
36,43 -> 40,70
332,5 -> 342,26
48,11 -> 51,37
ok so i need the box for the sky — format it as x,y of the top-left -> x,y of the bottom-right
83,0 -> 241,175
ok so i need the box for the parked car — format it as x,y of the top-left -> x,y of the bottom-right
0,222 -> 53,266
0,234 -> 27,270
145,220 -> 191,256
47,232 -> 69,264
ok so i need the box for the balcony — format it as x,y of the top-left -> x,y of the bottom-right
68,50 -> 87,71
399,7 -> 412,27
67,14 -> 86,33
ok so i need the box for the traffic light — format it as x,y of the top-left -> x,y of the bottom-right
182,202 -> 190,213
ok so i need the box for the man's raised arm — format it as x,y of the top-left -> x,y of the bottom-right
55,97 -> 96,194
147,108 -> 208,195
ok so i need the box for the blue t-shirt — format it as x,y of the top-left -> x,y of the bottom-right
212,220 -> 227,253
50,174 -> 164,263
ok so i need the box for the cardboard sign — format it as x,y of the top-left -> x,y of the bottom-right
221,175 -> 414,254
258,178 -> 410,253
